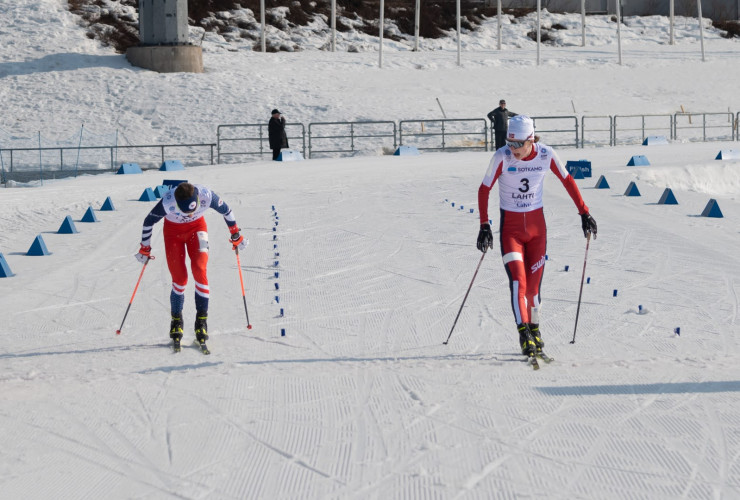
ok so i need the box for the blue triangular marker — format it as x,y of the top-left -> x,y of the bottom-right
658,188 -> 678,205
58,215 -> 79,234
160,160 -> 185,171
81,206 -> 99,222
595,175 -> 610,189
715,149 -> 740,160
117,163 -> 142,174
139,187 -> 157,201
642,136 -> 669,146
0,253 -> 14,277
571,166 -> 584,179
624,181 -> 641,197
154,185 -> 170,198
101,196 -> 115,211
27,235 -> 51,256
701,199 -> 723,218
276,150 -> 304,161
393,145 -> 420,156
627,155 -> 650,166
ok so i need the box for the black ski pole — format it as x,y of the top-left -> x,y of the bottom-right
570,233 -> 591,344
443,252 -> 486,345
116,257 -> 153,335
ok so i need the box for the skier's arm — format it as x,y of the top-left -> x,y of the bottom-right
478,154 -> 504,224
486,109 -> 496,123
549,152 -> 588,215
141,200 -> 166,247
210,192 -> 248,249
209,192 -> 238,230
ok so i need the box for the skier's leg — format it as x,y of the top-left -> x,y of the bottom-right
164,231 -> 188,340
500,210 -> 529,326
186,225 -> 209,341
523,210 -> 547,350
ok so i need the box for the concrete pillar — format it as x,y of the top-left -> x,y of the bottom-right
126,45 -> 203,73
128,0 -> 203,73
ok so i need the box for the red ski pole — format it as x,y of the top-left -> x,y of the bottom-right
235,248 -> 252,330
116,257 -> 153,335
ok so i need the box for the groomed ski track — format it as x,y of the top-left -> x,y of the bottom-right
2,142 -> 740,498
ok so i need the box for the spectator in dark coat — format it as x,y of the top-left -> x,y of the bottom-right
487,99 -> 518,150
268,109 -> 289,161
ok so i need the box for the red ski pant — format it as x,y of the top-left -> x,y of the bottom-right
499,208 -> 547,325
163,218 -> 210,300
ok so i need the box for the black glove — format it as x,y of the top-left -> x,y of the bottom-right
581,212 -> 597,239
477,223 -> 494,253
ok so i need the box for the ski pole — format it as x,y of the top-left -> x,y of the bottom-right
570,233 -> 591,344
116,257 -> 153,335
443,252 -> 486,345
234,247 -> 252,330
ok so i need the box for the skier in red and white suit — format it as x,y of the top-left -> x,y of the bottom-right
476,115 -> 597,356
135,182 -> 247,346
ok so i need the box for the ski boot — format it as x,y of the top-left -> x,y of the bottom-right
518,323 -> 537,357
170,314 -> 184,352
518,323 -> 539,369
194,312 -> 209,342
194,311 -> 210,354
528,323 -> 545,354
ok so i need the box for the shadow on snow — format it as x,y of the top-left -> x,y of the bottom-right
536,380 -> 740,396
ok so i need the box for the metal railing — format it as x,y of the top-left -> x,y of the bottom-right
530,115 -> 579,148
1,143 -> 215,184
400,119 -> 487,152
673,112 -> 735,142
307,121 -> 396,158
581,115 -> 614,147
216,123 -> 306,163
612,114 -> 674,145
5,110 -> 740,187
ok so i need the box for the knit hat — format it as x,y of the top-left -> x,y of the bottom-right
271,109 -> 280,115
507,115 -> 535,141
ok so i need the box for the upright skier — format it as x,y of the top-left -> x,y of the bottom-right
476,115 -> 597,359
135,182 -> 248,352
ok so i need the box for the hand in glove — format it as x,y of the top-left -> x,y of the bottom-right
135,244 -> 152,264
476,223 -> 494,253
581,212 -> 597,239
230,229 -> 248,251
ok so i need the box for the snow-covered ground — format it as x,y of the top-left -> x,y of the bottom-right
2,1 -> 740,498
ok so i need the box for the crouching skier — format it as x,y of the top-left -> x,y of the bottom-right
476,115 -> 597,368
135,182 -> 248,353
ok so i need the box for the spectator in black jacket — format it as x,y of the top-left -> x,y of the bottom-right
268,109 -> 289,161
487,99 -> 517,150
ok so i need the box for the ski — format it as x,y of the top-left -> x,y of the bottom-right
527,355 -> 540,370
173,338 -> 181,353
537,351 -> 554,363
